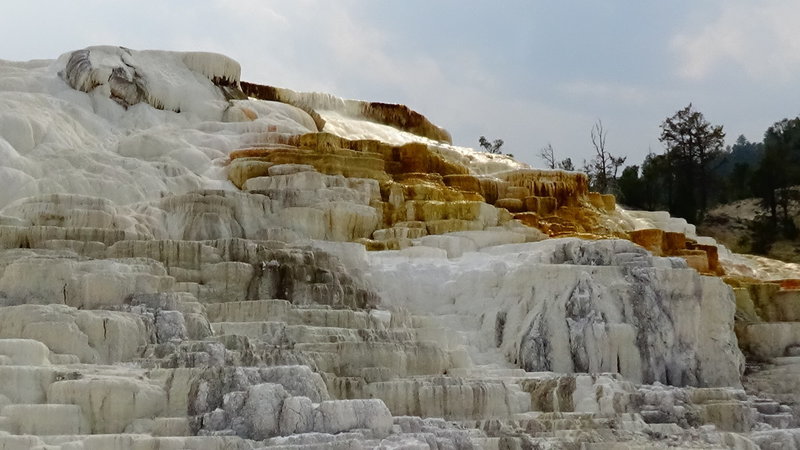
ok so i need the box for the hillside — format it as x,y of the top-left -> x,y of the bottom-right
0,46 -> 799,449
700,195 -> 800,263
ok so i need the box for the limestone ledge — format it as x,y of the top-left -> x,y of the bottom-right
225,132 -> 624,253
0,232 -> 789,448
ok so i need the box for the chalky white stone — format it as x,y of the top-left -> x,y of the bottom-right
0,45 -> 797,449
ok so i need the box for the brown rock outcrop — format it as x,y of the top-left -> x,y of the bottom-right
630,229 -> 664,256
240,82 -> 452,143
496,169 -> 589,208
226,131 -> 622,246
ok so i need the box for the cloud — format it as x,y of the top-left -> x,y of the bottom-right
211,0 -> 289,25
557,80 -> 650,105
672,0 -> 800,82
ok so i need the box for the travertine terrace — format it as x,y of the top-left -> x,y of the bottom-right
0,46 -> 799,449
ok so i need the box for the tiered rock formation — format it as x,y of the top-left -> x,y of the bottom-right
0,45 -> 798,449
225,129 -> 598,242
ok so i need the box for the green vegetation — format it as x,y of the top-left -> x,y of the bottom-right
538,104 -> 800,255
749,119 -> 800,252
656,104 -> 725,223
478,136 -> 505,154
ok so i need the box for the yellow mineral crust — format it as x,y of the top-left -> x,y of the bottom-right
226,130 -> 649,250
230,146 -> 388,182
495,169 -> 589,208
627,228 -> 725,276
227,132 -> 611,241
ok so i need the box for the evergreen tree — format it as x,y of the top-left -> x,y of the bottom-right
750,118 -> 800,248
478,136 -> 505,154
658,104 -> 725,223
558,157 -> 575,171
617,165 -> 644,208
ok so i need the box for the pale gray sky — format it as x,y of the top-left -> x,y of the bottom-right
3,1 -> 800,167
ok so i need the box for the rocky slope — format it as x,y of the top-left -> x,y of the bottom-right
699,195 -> 800,263
0,46 -> 798,449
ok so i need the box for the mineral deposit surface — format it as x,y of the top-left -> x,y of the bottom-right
0,46 -> 799,449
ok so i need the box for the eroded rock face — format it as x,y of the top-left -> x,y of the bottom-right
241,82 -> 453,144
366,238 -> 744,388
0,45 -> 799,449
62,46 -> 243,113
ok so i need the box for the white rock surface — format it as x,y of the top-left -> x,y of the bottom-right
0,339 -> 51,365
0,45 -> 797,449
240,383 -> 289,439
47,377 -> 166,433
364,238 -> 744,387
313,399 -> 393,437
279,396 -> 315,435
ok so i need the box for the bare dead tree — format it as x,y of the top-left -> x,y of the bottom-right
587,119 -> 626,193
539,143 -> 556,169
590,120 -> 609,191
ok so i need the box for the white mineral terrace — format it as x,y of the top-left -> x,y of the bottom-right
0,46 -> 798,449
